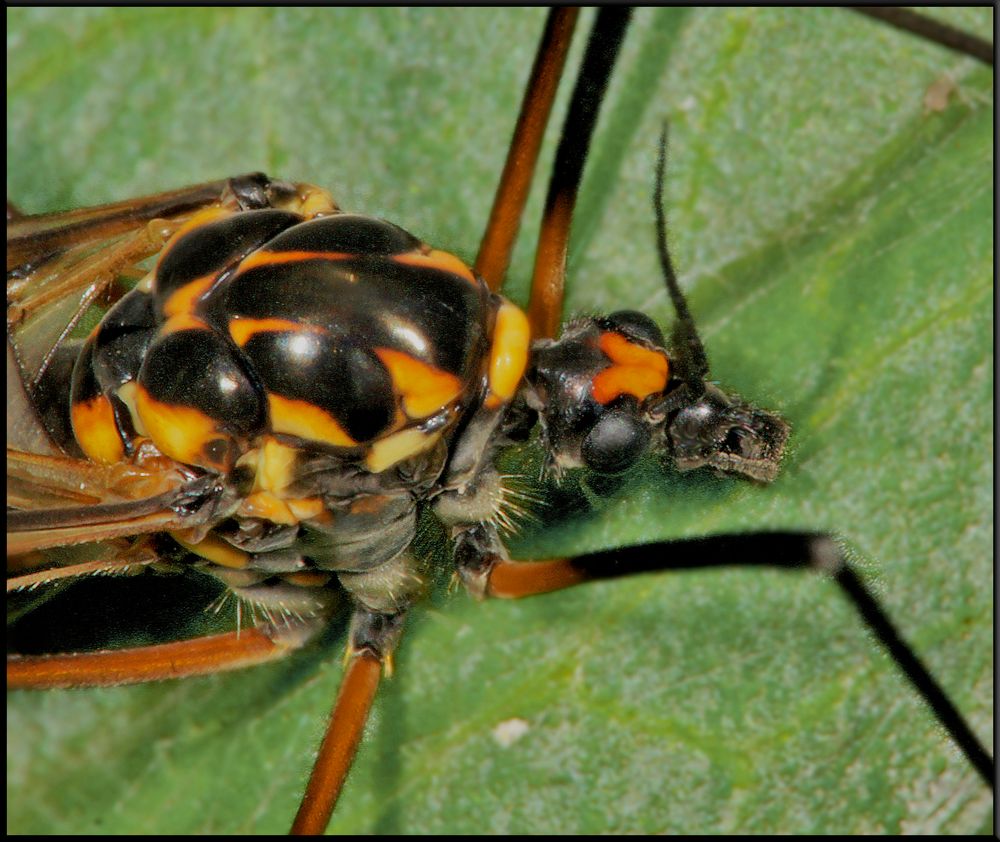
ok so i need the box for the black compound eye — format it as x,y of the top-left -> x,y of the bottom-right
581,410 -> 650,474
598,310 -> 665,347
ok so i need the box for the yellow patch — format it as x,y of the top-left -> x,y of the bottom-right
374,348 -> 463,419
238,491 -> 298,525
283,183 -> 338,218
160,312 -> 210,335
599,331 -> 669,371
171,530 -> 250,569
115,381 -> 146,436
365,428 -> 443,474
254,437 -> 300,494
485,300 -> 530,409
592,332 -> 669,404
285,571 -> 334,587
268,394 -> 357,448
162,273 -> 217,318
235,249 -> 350,273
70,395 -> 125,465
134,384 -> 232,471
286,497 -> 325,521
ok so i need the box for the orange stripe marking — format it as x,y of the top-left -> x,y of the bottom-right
171,530 -> 250,568
268,394 -> 357,448
393,249 -> 477,284
160,312 -> 210,335
599,332 -> 669,373
162,273 -> 217,318
591,331 -> 669,404
228,317 -> 325,347
286,496 -> 325,521
239,491 -> 299,525
374,347 -> 463,418
236,249 -> 352,273
285,571 -> 333,587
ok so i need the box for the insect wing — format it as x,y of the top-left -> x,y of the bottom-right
7,8 -> 993,834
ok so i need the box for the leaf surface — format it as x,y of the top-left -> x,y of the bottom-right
7,7 -> 993,834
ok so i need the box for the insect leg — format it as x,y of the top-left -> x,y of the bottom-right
291,609 -> 404,835
6,619 -> 321,689
850,7 -> 993,66
468,532 -> 994,788
7,448 -> 230,555
475,7 -> 580,292
527,8 -> 631,339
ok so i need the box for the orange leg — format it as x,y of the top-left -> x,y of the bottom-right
477,532 -> 994,788
474,7 -> 579,292
290,608 -> 404,835
6,621 -> 317,689
7,596 -> 390,837
291,651 -> 383,835
527,9 -> 631,339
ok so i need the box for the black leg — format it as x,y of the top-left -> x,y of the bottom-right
483,531 -> 994,787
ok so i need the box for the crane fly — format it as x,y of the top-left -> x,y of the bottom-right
7,8 -> 994,834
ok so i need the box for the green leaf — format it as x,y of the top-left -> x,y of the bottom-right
7,8 -> 993,834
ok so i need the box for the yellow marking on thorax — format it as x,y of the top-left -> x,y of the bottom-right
591,332 -> 669,404
115,381 -> 146,436
254,437 -> 300,493
236,491 -> 324,525
239,491 -> 298,525
267,394 -> 357,448
133,383 -> 233,471
162,273 -> 217,318
285,571 -> 334,587
71,395 -> 125,464
485,300 -> 530,410
159,312 -> 211,335
235,249 -> 351,273
171,530 -> 250,569
365,428 -> 444,474
280,183 -> 338,218
374,348 -> 463,419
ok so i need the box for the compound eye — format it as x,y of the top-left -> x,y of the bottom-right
599,310 -> 665,347
581,410 -> 650,474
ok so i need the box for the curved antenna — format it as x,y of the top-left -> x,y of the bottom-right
654,125 -> 709,387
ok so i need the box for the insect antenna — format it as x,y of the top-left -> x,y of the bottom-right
653,125 -> 709,392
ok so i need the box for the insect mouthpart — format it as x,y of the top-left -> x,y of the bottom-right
667,383 -> 789,483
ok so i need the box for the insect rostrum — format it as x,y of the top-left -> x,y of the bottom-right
7,8 -> 992,834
